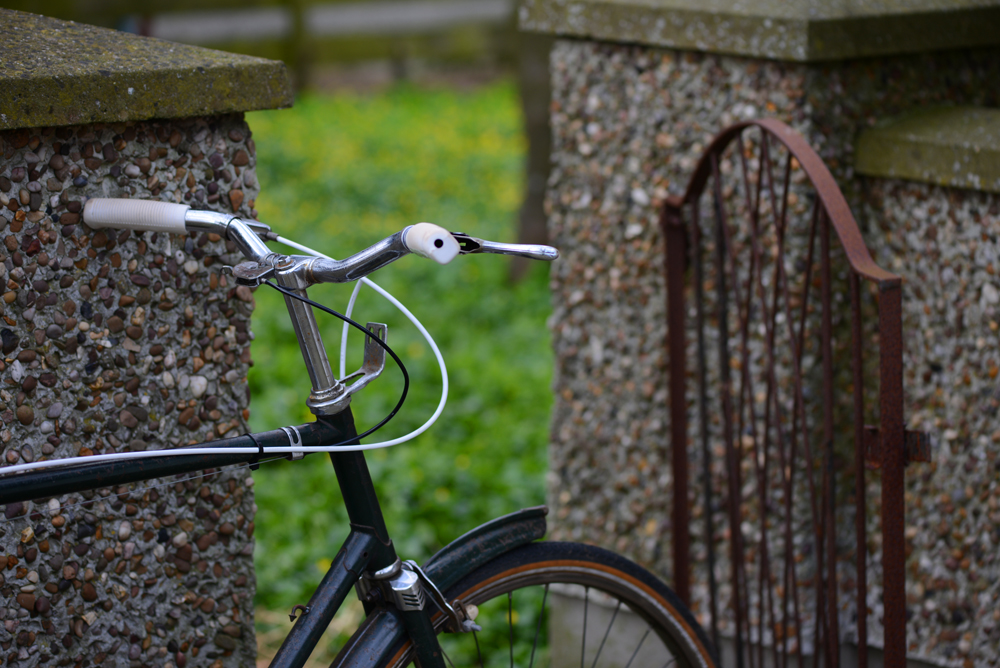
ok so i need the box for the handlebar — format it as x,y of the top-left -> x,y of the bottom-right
82,198 -> 557,284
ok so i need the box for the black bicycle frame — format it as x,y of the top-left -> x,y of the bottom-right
0,419 -> 334,506
267,409 -> 444,668
0,409 -> 548,668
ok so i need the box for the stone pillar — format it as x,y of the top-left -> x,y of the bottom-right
856,107 -> 1000,666
519,0 -> 1000,665
0,9 -> 290,667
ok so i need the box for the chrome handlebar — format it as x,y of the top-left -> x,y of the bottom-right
83,198 -> 559,417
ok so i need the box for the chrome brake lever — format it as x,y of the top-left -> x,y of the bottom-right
451,232 -> 559,261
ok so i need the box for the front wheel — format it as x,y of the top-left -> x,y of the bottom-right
379,542 -> 718,668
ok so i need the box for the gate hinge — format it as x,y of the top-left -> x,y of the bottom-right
863,426 -> 932,468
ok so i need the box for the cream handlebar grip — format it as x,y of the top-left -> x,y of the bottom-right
402,223 -> 460,265
83,199 -> 190,234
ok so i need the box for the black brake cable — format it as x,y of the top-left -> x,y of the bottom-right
0,279 -> 411,527
261,279 -> 410,444
0,282 -> 408,519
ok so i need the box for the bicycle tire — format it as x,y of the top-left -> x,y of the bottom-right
376,542 -> 718,668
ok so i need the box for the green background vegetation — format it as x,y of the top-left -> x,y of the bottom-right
245,82 -> 552,646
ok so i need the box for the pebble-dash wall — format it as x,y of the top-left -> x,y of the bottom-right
865,180 -> 1000,666
0,115 -> 260,667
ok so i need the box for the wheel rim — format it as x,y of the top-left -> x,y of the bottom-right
387,556 -> 714,668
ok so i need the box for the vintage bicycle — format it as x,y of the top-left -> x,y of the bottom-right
0,199 -> 717,668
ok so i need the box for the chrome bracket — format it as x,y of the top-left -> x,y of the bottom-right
355,560 -> 425,611
403,560 -> 481,633
225,260 -> 276,287
353,558 -> 479,631
387,566 -> 426,611
307,322 -> 387,416
355,557 -> 400,604
280,426 -> 304,461
339,323 -> 388,398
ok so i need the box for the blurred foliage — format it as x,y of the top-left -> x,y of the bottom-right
245,82 -> 552,633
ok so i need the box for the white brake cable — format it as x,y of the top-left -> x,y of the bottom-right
0,236 -> 449,478
275,235 -> 449,448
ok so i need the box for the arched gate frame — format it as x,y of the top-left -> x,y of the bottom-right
661,119 -> 929,668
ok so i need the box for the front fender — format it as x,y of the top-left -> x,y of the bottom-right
422,505 -> 547,591
331,506 -> 548,668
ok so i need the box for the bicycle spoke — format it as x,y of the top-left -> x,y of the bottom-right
589,600 -> 621,668
581,586 -> 589,668
528,584 -> 549,668
508,592 -> 515,668
441,646 -> 457,668
622,628 -> 650,668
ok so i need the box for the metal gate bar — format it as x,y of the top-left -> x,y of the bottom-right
661,119 -> 925,668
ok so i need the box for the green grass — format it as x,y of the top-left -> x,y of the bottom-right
245,82 -> 552,626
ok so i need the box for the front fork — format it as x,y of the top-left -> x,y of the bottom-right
268,409 -> 448,668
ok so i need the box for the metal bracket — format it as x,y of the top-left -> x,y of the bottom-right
863,426 -> 932,468
339,323 -> 387,398
280,426 -> 304,461
355,561 -> 425,612
353,559 -> 480,632
403,560 -> 481,633
355,557 -> 400,604
224,261 -> 276,287
288,604 -> 310,622
387,566 -> 426,611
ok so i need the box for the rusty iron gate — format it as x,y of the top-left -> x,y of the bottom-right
661,119 -> 928,668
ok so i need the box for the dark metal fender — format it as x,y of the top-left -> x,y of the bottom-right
422,505 -> 547,592
330,506 -> 547,668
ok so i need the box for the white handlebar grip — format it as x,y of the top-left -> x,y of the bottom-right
83,199 -> 190,234
403,223 -> 460,265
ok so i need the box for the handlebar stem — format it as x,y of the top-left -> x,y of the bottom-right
229,229 -> 415,418
274,258 -> 351,416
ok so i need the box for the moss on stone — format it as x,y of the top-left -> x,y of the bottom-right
519,0 -> 1000,61
0,8 -> 293,131
856,106 -> 1000,194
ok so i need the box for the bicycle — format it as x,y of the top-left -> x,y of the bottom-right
0,199 -> 718,668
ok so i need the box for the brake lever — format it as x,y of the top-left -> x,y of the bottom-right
450,233 -> 559,261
